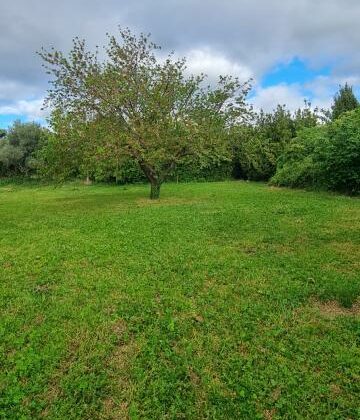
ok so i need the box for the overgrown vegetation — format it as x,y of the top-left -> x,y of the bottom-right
0,121 -> 47,177
0,181 -> 359,419
272,108 -> 360,194
231,102 -> 318,181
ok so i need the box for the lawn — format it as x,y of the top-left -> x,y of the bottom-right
0,180 -> 359,419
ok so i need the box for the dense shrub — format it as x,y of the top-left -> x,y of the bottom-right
232,104 -> 318,181
171,159 -> 233,183
232,126 -> 278,181
272,108 -> 360,194
270,126 -> 327,188
324,109 -> 360,193
239,107 -> 294,180
0,121 -> 48,177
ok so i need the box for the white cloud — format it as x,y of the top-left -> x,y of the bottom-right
0,98 -> 47,121
185,48 -> 253,83
250,80 -> 336,113
250,84 -> 307,113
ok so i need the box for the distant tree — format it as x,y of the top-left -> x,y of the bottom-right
293,100 -> 319,130
39,27 -> 251,198
234,105 -> 295,180
331,83 -> 359,120
233,102 -> 320,181
0,129 -> 6,139
0,120 -> 47,176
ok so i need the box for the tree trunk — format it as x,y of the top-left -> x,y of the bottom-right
137,161 -> 162,199
150,181 -> 161,199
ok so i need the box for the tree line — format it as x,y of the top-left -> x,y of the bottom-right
1,28 -> 359,197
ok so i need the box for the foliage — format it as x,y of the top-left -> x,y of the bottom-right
0,120 -> 48,176
293,101 -> 320,130
0,129 -> 6,139
39,112 -> 232,185
39,28 -> 251,198
331,83 -> 359,120
271,126 -> 327,188
324,108 -> 360,193
171,158 -> 233,182
38,113 -> 122,182
272,108 -> 360,194
233,103 -> 318,181
0,181 -> 359,418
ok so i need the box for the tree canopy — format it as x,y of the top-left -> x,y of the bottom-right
0,121 -> 47,176
39,28 -> 251,198
231,102 -> 318,181
331,83 -> 359,120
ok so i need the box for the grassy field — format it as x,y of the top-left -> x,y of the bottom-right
0,181 -> 359,419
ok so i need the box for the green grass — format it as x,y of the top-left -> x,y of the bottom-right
0,180 -> 359,419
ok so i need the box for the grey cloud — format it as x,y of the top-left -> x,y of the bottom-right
1,0 -> 360,118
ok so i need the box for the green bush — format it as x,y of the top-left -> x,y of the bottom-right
271,126 -> 327,189
272,109 -> 360,194
235,130 -> 286,181
99,158 -> 233,184
171,159 -> 233,183
0,121 -> 47,177
323,110 -> 360,193
232,104 -> 317,181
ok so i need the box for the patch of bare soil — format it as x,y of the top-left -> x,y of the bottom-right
136,197 -> 198,207
263,408 -> 276,420
267,186 -> 283,192
311,299 -> 360,319
99,319 -> 139,420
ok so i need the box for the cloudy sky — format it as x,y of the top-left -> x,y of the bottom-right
1,0 -> 360,127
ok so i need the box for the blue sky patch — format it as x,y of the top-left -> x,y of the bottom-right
261,57 -> 331,88
0,114 -> 27,129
